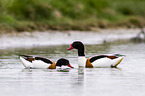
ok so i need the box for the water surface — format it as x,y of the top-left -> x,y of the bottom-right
0,29 -> 141,48
0,40 -> 145,96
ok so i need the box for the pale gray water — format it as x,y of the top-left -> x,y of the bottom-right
0,29 -> 141,48
0,39 -> 145,96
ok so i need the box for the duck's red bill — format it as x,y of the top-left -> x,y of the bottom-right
67,64 -> 74,68
67,44 -> 73,50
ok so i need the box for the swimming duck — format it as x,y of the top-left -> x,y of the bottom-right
67,41 -> 124,68
19,55 -> 73,69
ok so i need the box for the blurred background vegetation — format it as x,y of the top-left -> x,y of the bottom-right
0,0 -> 145,32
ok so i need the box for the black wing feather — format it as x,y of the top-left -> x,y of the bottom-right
35,57 -> 53,64
90,55 -> 108,63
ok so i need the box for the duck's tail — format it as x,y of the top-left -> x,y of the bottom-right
19,55 -> 33,68
111,56 -> 124,67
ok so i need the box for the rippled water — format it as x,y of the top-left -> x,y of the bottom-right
0,39 -> 145,96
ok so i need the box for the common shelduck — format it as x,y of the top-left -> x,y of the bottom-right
67,41 -> 124,68
19,55 -> 73,69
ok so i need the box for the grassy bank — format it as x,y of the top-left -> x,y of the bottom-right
0,0 -> 145,32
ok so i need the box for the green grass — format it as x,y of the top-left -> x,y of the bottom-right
0,0 -> 145,32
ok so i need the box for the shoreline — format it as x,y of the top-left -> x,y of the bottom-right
0,22 -> 144,34
0,28 -> 143,49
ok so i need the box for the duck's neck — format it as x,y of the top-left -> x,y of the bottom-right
78,49 -> 85,56
77,46 -> 86,67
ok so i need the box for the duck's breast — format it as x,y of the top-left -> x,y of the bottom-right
78,56 -> 86,67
